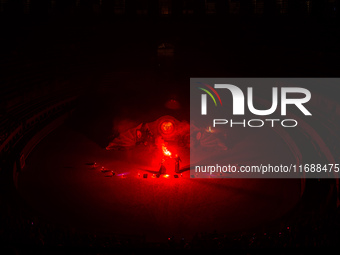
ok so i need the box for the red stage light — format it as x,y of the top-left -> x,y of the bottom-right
160,121 -> 174,135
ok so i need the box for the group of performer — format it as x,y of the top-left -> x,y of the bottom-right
135,123 -> 182,177
157,154 -> 181,177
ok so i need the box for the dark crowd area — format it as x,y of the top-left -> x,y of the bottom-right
0,178 -> 339,254
0,196 -> 340,254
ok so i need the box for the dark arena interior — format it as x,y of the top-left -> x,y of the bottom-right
1,1 -> 340,254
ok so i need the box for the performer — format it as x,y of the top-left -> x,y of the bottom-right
157,158 -> 167,177
174,154 -> 181,173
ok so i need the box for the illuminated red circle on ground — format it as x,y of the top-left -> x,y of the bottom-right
160,121 -> 175,135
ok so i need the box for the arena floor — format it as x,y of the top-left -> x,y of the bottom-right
17,117 -> 301,242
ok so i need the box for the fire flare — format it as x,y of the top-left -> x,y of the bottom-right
162,144 -> 172,157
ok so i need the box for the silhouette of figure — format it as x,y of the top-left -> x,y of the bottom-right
174,154 -> 181,173
157,159 -> 167,177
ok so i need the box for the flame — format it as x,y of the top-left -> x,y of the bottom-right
162,144 -> 172,157
206,126 -> 214,133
